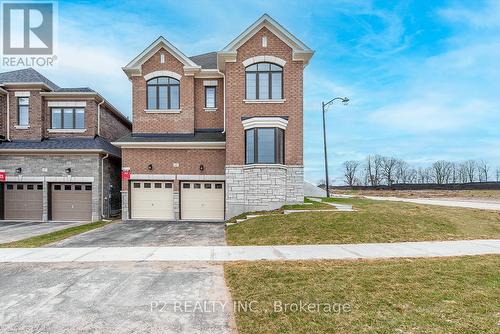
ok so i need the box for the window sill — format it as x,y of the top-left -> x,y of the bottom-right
47,128 -> 86,133
243,99 -> 286,104
144,109 -> 181,114
203,107 -> 217,112
243,163 -> 287,170
14,125 -> 30,130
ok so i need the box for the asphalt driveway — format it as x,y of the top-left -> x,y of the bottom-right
48,221 -> 227,247
0,221 -> 89,244
0,262 -> 234,333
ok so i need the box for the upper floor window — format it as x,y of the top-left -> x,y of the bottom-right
147,76 -> 180,110
17,97 -> 29,126
245,62 -> 283,100
245,127 -> 284,164
205,86 -> 216,108
51,108 -> 85,129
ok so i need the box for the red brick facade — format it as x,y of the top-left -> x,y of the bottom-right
194,78 -> 224,130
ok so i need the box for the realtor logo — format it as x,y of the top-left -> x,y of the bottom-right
2,2 -> 53,54
1,1 -> 57,67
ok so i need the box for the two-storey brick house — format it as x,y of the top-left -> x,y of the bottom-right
114,14 -> 313,220
0,68 -> 131,221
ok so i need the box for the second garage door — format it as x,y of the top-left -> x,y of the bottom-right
51,183 -> 92,221
130,181 -> 174,220
181,182 -> 225,220
4,183 -> 43,220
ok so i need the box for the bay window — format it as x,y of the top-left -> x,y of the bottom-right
245,127 -> 285,164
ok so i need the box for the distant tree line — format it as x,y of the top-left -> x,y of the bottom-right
337,156 -> 500,186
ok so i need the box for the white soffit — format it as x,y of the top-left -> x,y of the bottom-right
242,117 -> 288,130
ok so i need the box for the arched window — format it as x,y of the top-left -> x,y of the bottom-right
146,77 -> 180,110
245,62 -> 283,100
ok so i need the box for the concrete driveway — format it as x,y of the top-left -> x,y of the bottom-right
48,221 -> 226,247
0,221 -> 89,244
0,262 -> 234,333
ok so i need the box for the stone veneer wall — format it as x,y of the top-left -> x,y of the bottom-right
225,165 -> 304,218
0,154 -> 108,221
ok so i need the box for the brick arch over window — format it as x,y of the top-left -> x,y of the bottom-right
242,55 -> 286,67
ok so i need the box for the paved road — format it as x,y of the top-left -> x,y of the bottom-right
48,221 -> 227,247
0,262 -> 234,333
2,240 -> 498,263
0,221 -> 90,244
363,196 -> 500,211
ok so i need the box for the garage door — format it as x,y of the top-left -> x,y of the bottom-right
4,183 -> 43,220
130,181 -> 174,220
181,182 -> 224,220
51,183 -> 92,221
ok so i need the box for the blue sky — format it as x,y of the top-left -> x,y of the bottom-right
3,0 -> 499,184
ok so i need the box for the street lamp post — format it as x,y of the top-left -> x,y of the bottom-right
322,97 -> 349,198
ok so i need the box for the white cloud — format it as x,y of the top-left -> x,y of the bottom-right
438,0 -> 500,28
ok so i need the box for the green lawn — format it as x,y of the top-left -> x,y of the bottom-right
225,255 -> 500,334
0,220 -> 114,248
226,197 -> 500,245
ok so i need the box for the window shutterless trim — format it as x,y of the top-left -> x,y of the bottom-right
245,127 -> 285,165
17,97 -> 29,126
50,107 -> 85,129
245,62 -> 283,100
146,77 -> 180,110
205,86 -> 216,108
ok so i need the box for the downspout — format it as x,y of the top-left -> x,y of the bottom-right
97,100 -> 105,136
217,70 -> 226,133
101,153 -> 109,219
6,91 -> 10,141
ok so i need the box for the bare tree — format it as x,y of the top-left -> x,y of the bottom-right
462,160 -> 477,183
432,160 -> 453,184
343,160 -> 360,186
365,155 -> 383,186
450,162 -> 459,183
496,168 -> 500,182
395,160 -> 411,184
477,160 -> 490,182
407,168 -> 418,184
380,156 -> 398,185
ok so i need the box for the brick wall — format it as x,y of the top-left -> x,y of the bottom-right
121,148 -> 226,190
8,90 -> 43,140
98,104 -> 131,141
194,78 -> 224,129
132,48 -> 195,134
224,27 -> 304,165
43,100 -> 97,138
0,95 -> 5,137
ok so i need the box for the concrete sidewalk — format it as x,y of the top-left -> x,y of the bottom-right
364,196 -> 500,211
1,240 -> 498,263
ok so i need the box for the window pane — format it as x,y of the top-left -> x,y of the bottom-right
64,185 -> 72,191
157,77 -> 168,84
75,185 -> 82,190
169,78 -> 179,85
147,85 -> 157,109
19,106 -> 29,126
257,128 -> 275,163
85,185 -> 92,191
205,87 -> 215,108
246,73 -> 256,99
63,109 -> 73,128
271,72 -> 282,99
158,86 -> 167,109
144,183 -> 151,189
18,97 -> 29,105
75,109 -> 85,129
169,85 -> 179,109
270,64 -> 282,71
17,184 -> 23,190
278,129 -> 285,164
52,108 -> 62,128
154,183 -> 162,188
246,64 -> 257,71
246,129 -> 255,164
133,183 -> 140,188
183,183 -> 190,189
258,73 -> 269,99
258,63 -> 270,71
204,183 -> 212,189
148,78 -> 158,84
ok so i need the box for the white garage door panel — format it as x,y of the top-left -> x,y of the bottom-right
181,182 -> 224,220
131,182 -> 174,220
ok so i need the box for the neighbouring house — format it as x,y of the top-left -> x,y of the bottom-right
0,68 -> 131,221
113,14 -> 314,221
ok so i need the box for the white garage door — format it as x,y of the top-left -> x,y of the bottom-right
130,181 -> 174,220
181,182 -> 224,220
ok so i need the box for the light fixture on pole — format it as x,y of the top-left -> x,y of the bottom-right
322,97 -> 349,198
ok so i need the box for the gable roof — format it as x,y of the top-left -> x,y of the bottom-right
0,68 -> 60,90
123,36 -> 201,78
219,14 -> 314,67
189,52 -> 218,69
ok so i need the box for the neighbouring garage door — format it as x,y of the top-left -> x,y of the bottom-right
181,182 -> 224,220
51,183 -> 92,221
4,183 -> 43,220
130,181 -> 174,220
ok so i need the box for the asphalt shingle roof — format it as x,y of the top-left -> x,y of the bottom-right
0,136 -> 121,157
55,87 -> 95,93
114,131 -> 225,143
189,52 -> 218,69
0,68 -> 60,90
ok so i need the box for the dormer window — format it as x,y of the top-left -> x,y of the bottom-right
146,76 -> 180,110
245,62 -> 282,100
